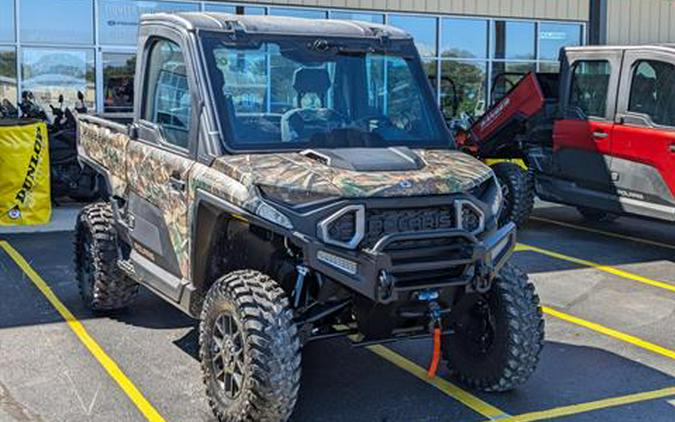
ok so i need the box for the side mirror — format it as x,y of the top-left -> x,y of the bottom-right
127,123 -> 139,140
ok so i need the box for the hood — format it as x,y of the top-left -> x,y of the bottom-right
211,148 -> 493,198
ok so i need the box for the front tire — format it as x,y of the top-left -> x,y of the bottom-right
442,264 -> 544,392
74,202 -> 138,311
200,270 -> 301,422
492,162 -> 534,228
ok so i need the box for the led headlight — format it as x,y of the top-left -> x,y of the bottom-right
317,250 -> 358,275
258,184 -> 337,206
490,176 -> 504,217
255,202 -> 293,230
470,177 -> 503,219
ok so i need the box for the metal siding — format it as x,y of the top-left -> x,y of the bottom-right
247,0 -> 588,20
607,0 -> 675,44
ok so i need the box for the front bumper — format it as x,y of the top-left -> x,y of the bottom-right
301,222 -> 517,303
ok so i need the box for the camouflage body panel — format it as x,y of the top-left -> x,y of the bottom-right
211,149 -> 493,198
78,120 -> 129,197
127,142 -> 194,278
78,117 -> 492,282
183,149 -> 491,278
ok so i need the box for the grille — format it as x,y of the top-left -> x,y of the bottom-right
363,206 -> 455,248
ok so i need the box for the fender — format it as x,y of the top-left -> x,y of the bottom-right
189,189 -> 294,315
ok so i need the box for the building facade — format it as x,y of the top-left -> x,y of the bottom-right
0,0 -> 594,119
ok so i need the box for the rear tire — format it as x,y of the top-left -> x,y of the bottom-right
492,162 -> 534,228
576,207 -> 619,222
74,202 -> 138,311
200,270 -> 301,422
442,263 -> 544,392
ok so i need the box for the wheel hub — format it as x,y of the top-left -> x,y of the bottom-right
456,298 -> 497,356
211,313 -> 245,399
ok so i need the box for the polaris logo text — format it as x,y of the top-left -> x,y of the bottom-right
15,126 -> 45,204
479,97 -> 510,131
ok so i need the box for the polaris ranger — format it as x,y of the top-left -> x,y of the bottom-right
452,45 -> 675,225
74,13 -> 544,421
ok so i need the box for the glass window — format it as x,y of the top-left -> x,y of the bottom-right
493,21 -> 535,60
269,8 -> 326,19
204,3 -> 265,15
388,15 -> 437,57
569,60 -> 610,118
423,58 -> 437,98
491,62 -> 536,104
21,48 -> 95,112
539,62 -> 560,73
441,18 -> 488,59
0,47 -> 17,112
143,40 -> 191,148
539,23 -> 582,61
103,53 -> 136,113
99,0 -> 199,46
330,11 -> 384,24
21,0 -> 93,44
0,0 -> 15,42
204,3 -> 235,13
440,61 -> 487,118
202,36 -> 445,150
628,60 -> 675,127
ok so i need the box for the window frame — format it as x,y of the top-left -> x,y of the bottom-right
568,59 -> 611,119
621,54 -> 675,130
136,31 -> 199,157
561,49 -> 622,122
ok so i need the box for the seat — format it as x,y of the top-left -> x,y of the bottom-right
280,67 -> 344,142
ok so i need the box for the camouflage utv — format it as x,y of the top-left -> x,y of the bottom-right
74,12 -> 544,422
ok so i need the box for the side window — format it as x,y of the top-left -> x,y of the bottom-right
569,60 -> 611,119
143,39 -> 191,148
628,60 -> 675,127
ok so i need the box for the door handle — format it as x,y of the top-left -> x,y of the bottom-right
169,175 -> 186,191
592,131 -> 609,139
670,144 -> 675,153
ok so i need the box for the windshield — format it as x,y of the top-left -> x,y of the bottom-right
202,35 -> 450,151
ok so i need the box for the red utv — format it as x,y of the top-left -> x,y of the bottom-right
451,45 -> 675,225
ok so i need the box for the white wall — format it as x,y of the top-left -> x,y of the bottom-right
236,0 -> 589,21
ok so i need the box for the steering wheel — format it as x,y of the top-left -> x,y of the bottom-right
355,114 -> 398,131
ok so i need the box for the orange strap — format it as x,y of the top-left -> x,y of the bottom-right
427,327 -> 442,378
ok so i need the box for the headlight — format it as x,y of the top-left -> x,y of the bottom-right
490,176 -> 504,217
255,202 -> 293,230
471,177 -> 502,219
258,184 -> 337,206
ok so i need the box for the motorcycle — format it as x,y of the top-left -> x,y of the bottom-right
11,91 -> 99,201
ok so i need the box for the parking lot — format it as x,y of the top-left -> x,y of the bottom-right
0,202 -> 673,422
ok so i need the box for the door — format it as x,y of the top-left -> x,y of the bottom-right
610,51 -> 675,220
126,36 -> 197,298
552,54 -> 621,194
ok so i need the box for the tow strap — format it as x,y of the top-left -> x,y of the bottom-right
427,326 -> 442,378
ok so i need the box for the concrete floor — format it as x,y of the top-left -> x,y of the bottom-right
0,203 -> 673,421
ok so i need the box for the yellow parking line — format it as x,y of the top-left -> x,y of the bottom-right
491,386 -> 675,422
368,345 -> 510,420
517,243 -> 675,293
543,306 -> 675,360
0,240 -> 166,422
530,216 -> 675,251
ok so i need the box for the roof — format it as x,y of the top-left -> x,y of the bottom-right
141,12 -> 411,40
564,44 -> 675,53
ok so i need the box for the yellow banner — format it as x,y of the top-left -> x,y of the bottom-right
0,120 -> 51,225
